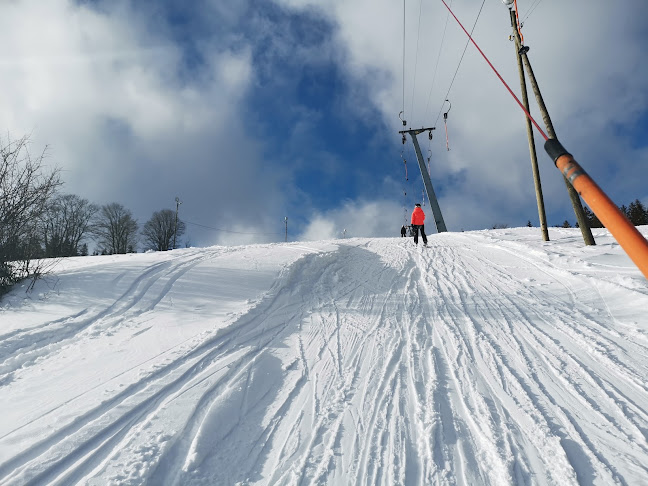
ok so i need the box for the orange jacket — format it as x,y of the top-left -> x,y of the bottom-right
411,206 -> 425,225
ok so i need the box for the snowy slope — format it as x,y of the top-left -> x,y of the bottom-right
1,227 -> 647,485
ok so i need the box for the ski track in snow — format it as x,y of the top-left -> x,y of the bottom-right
0,231 -> 647,485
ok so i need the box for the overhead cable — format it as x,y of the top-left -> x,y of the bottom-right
423,0 -> 453,124
434,0 -> 486,127
409,0 -> 425,126
185,220 -> 282,236
439,0 -> 548,140
521,0 -> 544,24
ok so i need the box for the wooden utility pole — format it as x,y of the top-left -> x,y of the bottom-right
508,6 -> 595,246
509,9 -> 549,242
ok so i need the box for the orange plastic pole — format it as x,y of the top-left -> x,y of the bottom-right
546,140 -> 648,279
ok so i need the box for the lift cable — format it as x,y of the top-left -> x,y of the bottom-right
434,0 -> 486,128
423,0 -> 453,126
439,0 -> 548,141
402,0 -> 406,123
521,0 -> 544,25
409,0 -> 425,126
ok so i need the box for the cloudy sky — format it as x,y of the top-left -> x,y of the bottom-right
1,0 -> 647,246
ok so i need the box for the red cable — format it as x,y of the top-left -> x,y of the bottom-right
513,0 -> 525,44
440,0 -> 548,141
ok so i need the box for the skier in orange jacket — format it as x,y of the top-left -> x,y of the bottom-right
411,203 -> 428,246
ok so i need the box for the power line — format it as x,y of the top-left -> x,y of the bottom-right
185,220 -> 282,236
434,0 -> 487,127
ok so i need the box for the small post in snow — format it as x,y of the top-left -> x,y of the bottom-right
173,197 -> 182,249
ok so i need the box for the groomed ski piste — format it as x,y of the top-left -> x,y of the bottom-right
1,227 -> 647,485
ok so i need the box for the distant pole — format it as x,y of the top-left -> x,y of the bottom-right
174,197 -> 182,249
507,5 -> 595,246
508,8 -> 549,242
399,127 -> 448,233
284,217 -> 288,242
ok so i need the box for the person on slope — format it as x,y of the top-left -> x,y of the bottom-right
400,225 -> 407,237
411,203 -> 428,246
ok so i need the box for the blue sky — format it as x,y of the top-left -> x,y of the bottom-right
1,0 -> 647,246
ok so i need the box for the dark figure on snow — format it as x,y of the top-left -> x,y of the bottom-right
411,203 -> 428,246
400,225 -> 407,237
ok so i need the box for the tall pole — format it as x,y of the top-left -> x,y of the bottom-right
509,9 -> 549,241
284,217 -> 288,242
399,127 -> 448,233
174,197 -> 182,250
508,7 -> 595,246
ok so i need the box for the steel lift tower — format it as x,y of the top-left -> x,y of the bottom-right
400,127 -> 447,233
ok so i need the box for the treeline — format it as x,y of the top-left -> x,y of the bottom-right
1,136 -> 186,296
551,199 -> 648,228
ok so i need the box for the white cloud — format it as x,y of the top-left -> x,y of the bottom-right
275,0 -> 648,230
2,0 -> 646,251
0,0 -> 284,247
299,199 -> 406,240
301,217 -> 338,241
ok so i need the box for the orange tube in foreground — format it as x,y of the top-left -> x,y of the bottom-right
545,139 -> 648,279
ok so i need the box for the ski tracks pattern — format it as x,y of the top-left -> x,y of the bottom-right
415,234 -> 648,485
1,237 -> 647,485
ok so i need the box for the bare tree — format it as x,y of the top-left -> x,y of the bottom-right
92,203 -> 139,254
141,209 -> 186,251
41,194 -> 98,257
1,135 -> 61,295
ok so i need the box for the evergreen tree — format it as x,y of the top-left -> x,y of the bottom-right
582,206 -> 603,228
627,199 -> 648,226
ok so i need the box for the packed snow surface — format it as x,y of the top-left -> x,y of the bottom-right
1,227 -> 647,485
